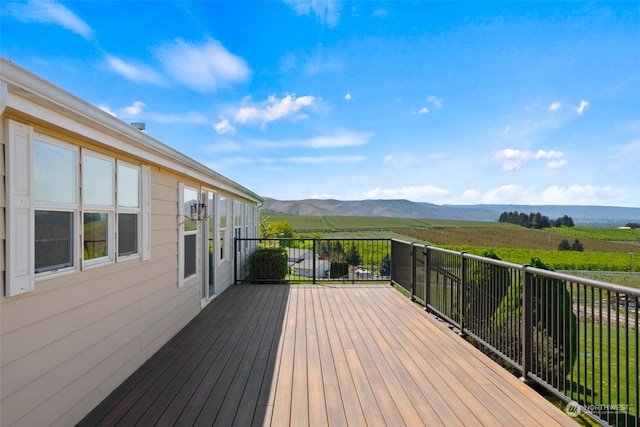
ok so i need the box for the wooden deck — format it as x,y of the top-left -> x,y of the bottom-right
79,284 -> 576,426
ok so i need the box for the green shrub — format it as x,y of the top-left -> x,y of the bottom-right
248,247 -> 288,281
330,261 -> 348,278
493,257 -> 578,383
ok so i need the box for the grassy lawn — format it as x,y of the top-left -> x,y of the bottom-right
568,321 -> 638,422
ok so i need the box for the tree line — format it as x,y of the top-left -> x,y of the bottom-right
498,211 -> 575,229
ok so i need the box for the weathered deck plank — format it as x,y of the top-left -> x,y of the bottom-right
79,284 -> 576,426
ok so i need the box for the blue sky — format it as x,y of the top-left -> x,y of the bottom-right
2,1 -> 639,207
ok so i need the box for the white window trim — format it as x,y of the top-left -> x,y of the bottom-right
116,160 -> 142,261
179,183 -> 199,286
81,149 -> 115,269
4,118 -> 152,297
218,195 -> 229,265
33,133 -> 80,279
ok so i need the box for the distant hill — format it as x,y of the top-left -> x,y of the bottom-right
261,198 -> 640,226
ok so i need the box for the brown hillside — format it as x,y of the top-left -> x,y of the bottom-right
397,227 -> 635,253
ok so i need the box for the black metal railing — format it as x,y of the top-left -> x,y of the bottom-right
234,238 -> 391,284
391,238 -> 639,426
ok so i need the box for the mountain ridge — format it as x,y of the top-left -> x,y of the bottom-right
261,197 -> 640,226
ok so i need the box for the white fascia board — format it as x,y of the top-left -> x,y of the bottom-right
0,58 -> 262,204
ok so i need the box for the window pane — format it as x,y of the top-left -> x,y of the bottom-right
83,154 -> 113,206
84,213 -> 108,260
183,187 -> 198,232
117,164 -> 139,208
35,211 -> 74,273
219,197 -> 227,229
34,140 -> 76,204
118,213 -> 138,256
184,234 -> 196,278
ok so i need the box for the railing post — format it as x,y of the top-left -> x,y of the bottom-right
521,266 -> 534,385
424,245 -> 431,311
410,243 -> 417,301
233,237 -> 238,285
459,253 -> 467,336
312,238 -> 317,284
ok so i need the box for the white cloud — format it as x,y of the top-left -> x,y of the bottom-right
492,148 -> 565,170
123,101 -> 145,116
503,125 -> 511,134
426,95 -> 443,109
235,94 -> 316,128
252,131 -> 371,149
6,0 -> 93,39
106,55 -> 165,84
283,0 -> 341,27
534,149 -> 564,159
549,102 -> 561,111
364,185 -> 450,201
541,185 -> 619,205
214,118 -> 236,135
461,189 -> 481,202
344,93 -> 352,100
546,160 -> 568,169
479,184 -> 622,205
412,107 -> 429,115
576,100 -> 589,115
154,38 -> 250,92
481,184 -> 536,204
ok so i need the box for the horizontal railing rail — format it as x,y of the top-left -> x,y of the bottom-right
234,238 -> 391,284
390,238 -> 639,427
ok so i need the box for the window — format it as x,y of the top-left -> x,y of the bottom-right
34,138 -> 78,275
179,185 -> 198,284
117,162 -> 141,258
82,152 -> 114,265
5,119 -> 151,296
219,196 -> 227,261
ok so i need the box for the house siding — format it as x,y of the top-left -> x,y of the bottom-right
0,59 -> 261,427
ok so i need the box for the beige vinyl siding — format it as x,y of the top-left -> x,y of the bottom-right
1,60 -> 262,427
0,166 -> 202,427
1,121 -> 5,293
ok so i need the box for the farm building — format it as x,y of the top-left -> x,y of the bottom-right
0,58 -> 262,426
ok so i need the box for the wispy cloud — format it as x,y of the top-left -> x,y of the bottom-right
280,45 -> 343,76
5,0 -> 93,39
105,55 -> 165,84
154,38 -> 250,92
283,0 -> 342,27
264,155 -> 366,164
576,100 -> 589,115
383,153 -> 446,167
412,107 -> 429,115
364,185 -> 450,201
214,118 -> 236,135
233,94 -> 317,129
426,95 -> 443,109
373,8 -> 388,18
492,148 -> 565,170
344,93 -> 352,100
252,130 -> 372,148
549,102 -> 561,111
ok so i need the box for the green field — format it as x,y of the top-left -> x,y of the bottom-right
262,214 -> 640,286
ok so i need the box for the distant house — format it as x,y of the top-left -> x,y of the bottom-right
0,58 -> 262,427
287,247 -> 330,278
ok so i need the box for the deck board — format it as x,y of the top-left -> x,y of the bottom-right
79,284 -> 577,426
